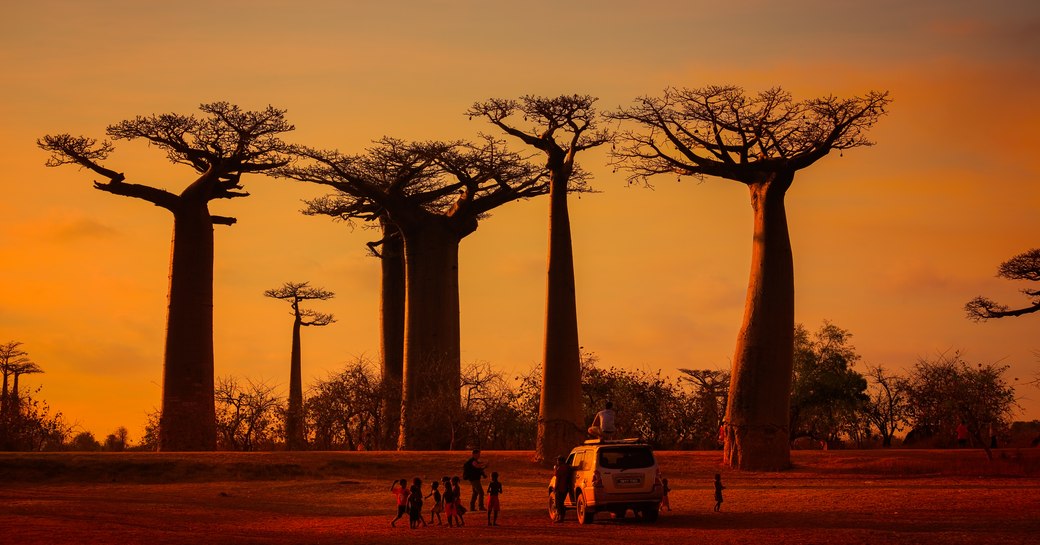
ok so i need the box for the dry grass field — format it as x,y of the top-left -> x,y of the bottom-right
1,449 -> 1038,544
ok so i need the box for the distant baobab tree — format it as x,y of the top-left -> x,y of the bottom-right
38,103 -> 294,451
264,281 -> 335,450
966,248 -> 1040,321
279,137 -> 548,449
610,86 -> 889,470
0,341 -> 37,417
469,95 -> 612,463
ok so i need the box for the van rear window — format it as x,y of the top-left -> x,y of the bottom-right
597,447 -> 655,469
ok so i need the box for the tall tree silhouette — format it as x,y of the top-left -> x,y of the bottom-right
279,137 -> 548,449
469,95 -> 612,463
302,197 -> 404,449
264,281 -> 335,450
610,86 -> 889,470
38,103 -> 294,451
966,248 -> 1040,321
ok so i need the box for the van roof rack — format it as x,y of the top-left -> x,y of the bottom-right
583,437 -> 643,445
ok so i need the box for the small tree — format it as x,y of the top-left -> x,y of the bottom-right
69,431 -> 101,451
39,103 -> 294,451
678,369 -> 730,449
862,364 -> 910,447
103,426 -> 130,451
264,281 -> 335,450
214,376 -> 285,451
904,351 -> 1018,457
789,322 -> 868,446
306,357 -> 385,450
610,86 -> 889,470
966,248 -> 1040,320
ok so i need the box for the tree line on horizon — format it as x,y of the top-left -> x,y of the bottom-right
30,85 -> 1037,469
1,320 -> 1030,453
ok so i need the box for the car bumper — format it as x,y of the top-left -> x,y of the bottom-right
587,487 -> 663,508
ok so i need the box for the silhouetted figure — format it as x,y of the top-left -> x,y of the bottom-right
713,474 -> 725,512
464,448 -> 487,511
442,477 -> 458,527
408,477 -> 427,528
660,478 -> 672,512
390,478 -> 408,527
486,471 -> 503,526
451,476 -> 466,526
956,422 -> 970,447
553,455 -> 571,522
427,480 -> 443,525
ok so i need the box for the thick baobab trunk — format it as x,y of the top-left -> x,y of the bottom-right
285,315 -> 305,450
724,172 -> 795,471
536,173 -> 585,464
159,205 -> 217,451
379,227 -> 405,449
397,220 -> 462,450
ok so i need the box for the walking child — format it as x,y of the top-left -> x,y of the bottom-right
660,477 -> 671,511
452,476 -> 466,526
486,471 -> 503,526
390,478 -> 408,527
427,480 -> 444,525
713,473 -> 725,512
407,477 -> 427,528
442,477 -> 458,527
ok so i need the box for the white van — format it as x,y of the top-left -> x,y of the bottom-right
548,438 -> 664,524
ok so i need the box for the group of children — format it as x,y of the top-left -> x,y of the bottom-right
392,469 -> 724,528
390,472 -> 504,529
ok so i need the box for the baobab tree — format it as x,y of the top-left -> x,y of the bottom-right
38,103 -> 294,451
0,341 -> 32,417
264,281 -> 335,450
279,137 -> 548,449
468,95 -> 612,463
966,248 -> 1040,321
610,86 -> 889,470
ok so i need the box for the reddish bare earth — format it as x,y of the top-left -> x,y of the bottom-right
1,449 -> 1038,544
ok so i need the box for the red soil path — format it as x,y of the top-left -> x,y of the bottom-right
1,449 -> 1038,544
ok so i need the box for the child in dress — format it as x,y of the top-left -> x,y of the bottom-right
427,480 -> 444,525
486,471 -> 503,526
442,477 -> 458,527
452,476 -> 466,526
390,478 -> 408,527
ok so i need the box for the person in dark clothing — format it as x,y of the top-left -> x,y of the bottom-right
713,473 -> 725,512
464,448 -> 488,511
486,471 -> 503,526
553,456 -> 571,522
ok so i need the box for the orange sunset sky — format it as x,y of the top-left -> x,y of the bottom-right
2,1 -> 1038,441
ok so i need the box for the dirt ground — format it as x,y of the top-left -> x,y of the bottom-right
1,449 -> 1038,545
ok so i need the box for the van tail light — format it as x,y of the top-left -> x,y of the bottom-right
592,470 -> 603,488
654,469 -> 663,488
